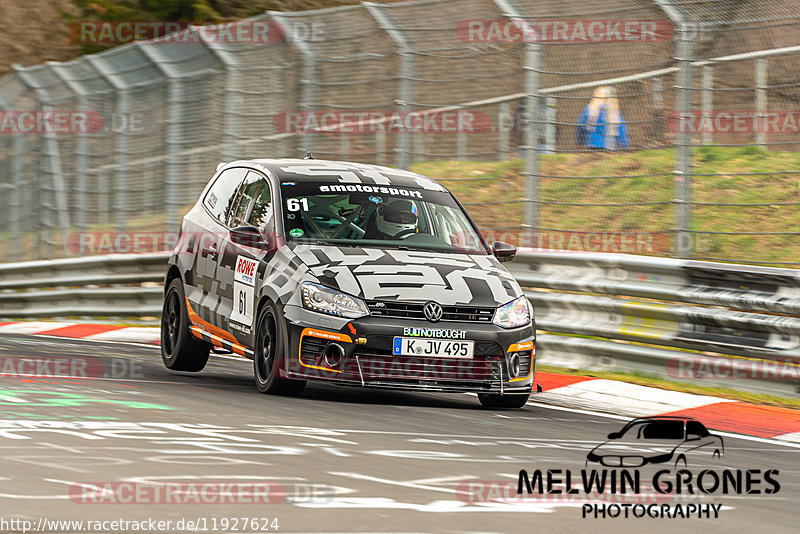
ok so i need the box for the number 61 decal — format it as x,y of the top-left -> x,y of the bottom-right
231,255 -> 257,326
286,198 -> 310,212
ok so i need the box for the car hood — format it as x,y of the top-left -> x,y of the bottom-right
590,439 -> 682,457
290,244 -> 522,307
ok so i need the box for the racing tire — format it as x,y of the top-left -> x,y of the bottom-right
254,300 -> 306,396
161,278 -> 211,372
477,393 -> 530,409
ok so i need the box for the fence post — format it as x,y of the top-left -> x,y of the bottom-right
50,63 -> 89,234
14,66 -> 71,257
755,58 -> 768,148
655,0 -> 694,259
375,131 -> 386,165
674,27 -> 695,259
85,55 -> 130,232
363,2 -> 415,169
341,133 -> 351,161
198,34 -> 243,161
701,65 -> 713,145
499,101 -> 510,159
0,93 -> 23,261
457,130 -> 467,161
271,12 -> 318,156
493,0 -> 543,235
9,135 -> 23,261
544,96 -> 557,153
138,41 -> 189,231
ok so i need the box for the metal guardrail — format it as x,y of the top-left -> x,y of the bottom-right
0,253 -> 167,317
505,251 -> 800,397
0,250 -> 798,396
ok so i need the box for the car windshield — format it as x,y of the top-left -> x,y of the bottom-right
621,420 -> 685,440
280,182 -> 488,254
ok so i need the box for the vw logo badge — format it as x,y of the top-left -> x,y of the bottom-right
423,301 -> 443,323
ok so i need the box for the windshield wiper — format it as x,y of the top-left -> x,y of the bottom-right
298,239 -> 360,248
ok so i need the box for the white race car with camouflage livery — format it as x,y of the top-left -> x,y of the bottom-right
161,157 -> 537,408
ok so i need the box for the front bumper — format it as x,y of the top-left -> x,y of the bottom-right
281,305 -> 536,394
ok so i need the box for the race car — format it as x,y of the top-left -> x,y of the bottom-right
160,157 -> 537,408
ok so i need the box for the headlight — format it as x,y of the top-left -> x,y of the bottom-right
493,296 -> 531,328
647,452 -> 674,464
301,282 -> 369,319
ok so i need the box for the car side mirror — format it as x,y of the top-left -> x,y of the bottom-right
230,225 -> 264,248
607,432 -> 622,440
492,241 -> 517,262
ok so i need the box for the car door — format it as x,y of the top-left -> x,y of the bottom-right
189,166 -> 249,323
216,170 -> 276,347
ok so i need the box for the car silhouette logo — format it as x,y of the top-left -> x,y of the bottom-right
586,416 -> 724,469
423,301 -> 443,322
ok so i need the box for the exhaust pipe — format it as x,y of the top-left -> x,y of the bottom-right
508,352 -> 521,379
322,343 -> 345,368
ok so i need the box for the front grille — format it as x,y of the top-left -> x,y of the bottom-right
344,337 -> 504,386
345,352 -> 501,385
367,300 -> 494,323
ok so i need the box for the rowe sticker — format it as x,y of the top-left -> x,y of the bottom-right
231,256 -> 258,326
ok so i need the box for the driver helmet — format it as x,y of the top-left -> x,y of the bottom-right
376,199 -> 418,237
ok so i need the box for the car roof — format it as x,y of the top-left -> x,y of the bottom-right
223,158 -> 449,193
625,416 -> 698,424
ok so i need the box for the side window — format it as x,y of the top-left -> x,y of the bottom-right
686,421 -> 709,438
228,171 -> 272,230
247,176 -> 273,231
204,167 -> 248,222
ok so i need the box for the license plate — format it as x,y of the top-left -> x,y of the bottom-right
392,337 -> 474,359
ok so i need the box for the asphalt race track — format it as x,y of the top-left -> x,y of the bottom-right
0,334 -> 797,534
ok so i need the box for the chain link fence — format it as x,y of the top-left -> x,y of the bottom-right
0,0 -> 799,264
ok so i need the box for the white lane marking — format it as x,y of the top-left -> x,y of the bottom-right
24,334 -> 160,350
84,328 -> 160,343
773,431 -> 800,444
0,478 -> 75,500
536,378 -> 732,417
329,472 -> 457,495
409,475 -> 476,485
0,373 -> 250,386
0,322 -> 74,334
292,496 -> 564,513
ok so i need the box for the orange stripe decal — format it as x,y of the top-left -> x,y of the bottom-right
185,297 -> 240,345
302,328 -> 353,344
190,326 -> 250,357
508,340 -> 535,382
508,340 -> 534,353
